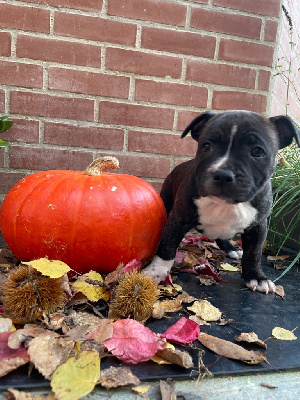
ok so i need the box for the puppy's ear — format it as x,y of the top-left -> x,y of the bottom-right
181,111 -> 215,141
269,115 -> 300,149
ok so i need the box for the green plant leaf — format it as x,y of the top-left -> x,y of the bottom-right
0,116 -> 13,133
0,139 -> 9,147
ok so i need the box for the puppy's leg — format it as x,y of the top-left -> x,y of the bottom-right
241,221 -> 275,294
215,238 -> 243,260
143,213 -> 192,282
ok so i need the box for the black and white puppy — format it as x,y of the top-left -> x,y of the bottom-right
143,110 -> 300,293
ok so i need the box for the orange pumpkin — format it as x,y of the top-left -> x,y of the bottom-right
0,157 -> 167,273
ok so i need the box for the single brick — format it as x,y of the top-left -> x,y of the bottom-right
0,148 -> 4,167
1,119 -> 39,143
98,101 -> 175,130
10,91 -> 94,121
258,70 -> 271,91
218,39 -> 274,67
0,61 -> 43,89
186,60 -> 256,89
212,90 -> 267,112
190,8 -> 261,39
105,48 -> 182,79
264,20 -> 278,42
54,12 -> 137,46
135,80 -> 208,107
17,35 -> 101,68
44,122 -> 124,150
108,0 -> 186,26
128,130 -> 197,157
48,68 -> 129,99
96,153 -> 171,179
0,3 -> 50,33
141,26 -> 216,57
213,0 -> 281,17
0,32 -> 11,56
10,146 -> 94,171
17,0 -> 103,12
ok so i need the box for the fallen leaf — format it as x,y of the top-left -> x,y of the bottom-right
189,315 -> 211,326
160,317 -> 200,344
103,319 -> 166,364
198,333 -> 266,364
187,300 -> 222,321
28,336 -> 74,379
218,317 -> 234,326
220,263 -> 239,272
7,388 -> 56,399
51,350 -> 100,400
152,301 -> 166,319
160,379 -> 176,400
132,385 -> 151,395
154,345 -> 194,369
267,255 -> 290,261
160,299 -> 182,313
235,332 -> 267,349
23,258 -> 70,278
99,366 -> 140,388
72,272 -> 109,302
8,326 -> 59,349
272,327 -> 297,340
122,259 -> 142,273
275,285 -> 285,299
176,291 -> 197,304
64,311 -> 103,330
86,319 -> 113,344
198,275 -> 216,285
0,332 -> 30,377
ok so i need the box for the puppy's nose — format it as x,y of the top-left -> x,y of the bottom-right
213,169 -> 235,184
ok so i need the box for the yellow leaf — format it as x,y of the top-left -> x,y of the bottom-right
187,300 -> 221,321
151,342 -> 175,365
72,281 -> 109,302
272,327 -> 297,341
23,258 -> 70,278
220,263 -> 239,272
83,271 -> 104,282
51,350 -> 100,400
132,385 -> 151,395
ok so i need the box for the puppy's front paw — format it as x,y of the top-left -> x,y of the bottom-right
246,279 -> 275,294
228,250 -> 243,260
143,256 -> 174,283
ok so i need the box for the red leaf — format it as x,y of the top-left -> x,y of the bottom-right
122,259 -> 142,273
0,332 -> 29,378
196,263 -> 228,282
160,317 -> 200,344
175,251 -> 186,263
182,234 -> 203,245
159,272 -> 175,287
103,319 -> 166,364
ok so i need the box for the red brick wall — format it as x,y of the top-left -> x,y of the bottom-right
0,0 -> 283,198
270,0 -> 300,121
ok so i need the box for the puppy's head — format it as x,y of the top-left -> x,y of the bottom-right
182,110 -> 300,203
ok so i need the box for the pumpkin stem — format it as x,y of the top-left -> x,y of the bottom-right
85,157 -> 120,176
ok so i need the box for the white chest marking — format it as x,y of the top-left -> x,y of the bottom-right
195,196 -> 257,240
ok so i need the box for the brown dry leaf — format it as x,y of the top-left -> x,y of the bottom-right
99,366 -> 140,388
189,315 -> 211,326
7,388 -> 56,399
275,285 -> 285,299
160,299 -> 182,313
43,312 -> 68,333
155,346 -> 194,369
235,332 -> 267,349
64,310 -> 102,329
187,300 -> 221,321
8,326 -> 59,349
152,301 -> 165,319
104,263 -> 124,286
0,249 -> 19,268
267,255 -> 290,261
183,252 -> 199,266
65,325 -> 95,342
28,336 -> 74,379
160,379 -> 176,400
198,333 -> 266,364
0,356 -> 30,379
198,275 -> 216,285
176,291 -> 197,304
87,319 -> 113,344
219,317 -> 234,326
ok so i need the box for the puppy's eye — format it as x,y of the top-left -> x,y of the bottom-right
251,146 -> 265,157
202,142 -> 212,152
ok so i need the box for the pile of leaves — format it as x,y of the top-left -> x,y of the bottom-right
0,232 -> 298,400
